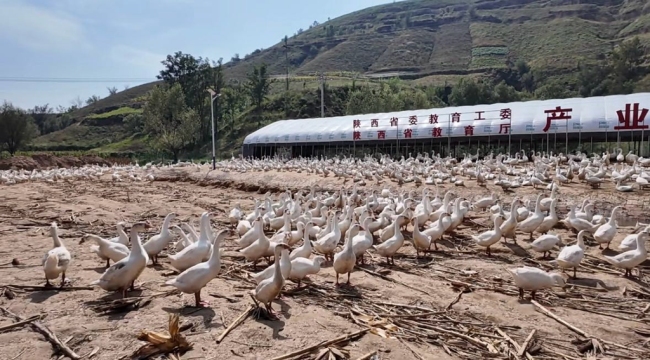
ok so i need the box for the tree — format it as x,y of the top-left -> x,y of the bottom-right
0,102 -> 39,155
86,95 -> 101,105
142,84 -> 200,162
158,52 -> 225,141
448,78 -> 493,106
70,96 -> 83,109
107,86 -> 118,95
492,82 -> 521,103
123,113 -> 145,133
245,64 -> 275,125
29,104 -> 54,134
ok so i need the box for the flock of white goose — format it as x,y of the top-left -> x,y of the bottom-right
216,149 -> 650,192
39,148 -> 649,316
0,160 -> 204,185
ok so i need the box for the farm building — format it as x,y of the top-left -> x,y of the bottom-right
242,93 -> 650,159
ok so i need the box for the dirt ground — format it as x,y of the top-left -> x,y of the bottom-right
1,165 -> 650,360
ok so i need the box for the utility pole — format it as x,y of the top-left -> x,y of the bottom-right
319,73 -> 325,118
283,36 -> 290,118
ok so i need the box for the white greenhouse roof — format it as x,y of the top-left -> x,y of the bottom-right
243,93 -> 650,145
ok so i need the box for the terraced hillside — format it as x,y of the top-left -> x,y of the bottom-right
222,0 -> 650,79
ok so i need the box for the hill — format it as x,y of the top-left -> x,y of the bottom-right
28,0 -> 650,158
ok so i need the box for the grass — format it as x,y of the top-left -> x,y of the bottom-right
86,106 -> 142,119
91,134 -> 149,153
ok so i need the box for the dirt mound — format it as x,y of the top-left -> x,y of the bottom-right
0,154 -> 113,170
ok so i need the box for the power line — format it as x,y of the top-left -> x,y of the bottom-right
0,77 -> 155,83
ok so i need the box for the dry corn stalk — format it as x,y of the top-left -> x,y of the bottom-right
131,313 -> 192,359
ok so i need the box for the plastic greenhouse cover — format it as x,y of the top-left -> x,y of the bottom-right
243,93 -> 650,144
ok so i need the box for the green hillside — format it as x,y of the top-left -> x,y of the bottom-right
24,0 -> 650,158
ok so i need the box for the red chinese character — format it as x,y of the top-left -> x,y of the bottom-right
390,117 -> 398,126
475,111 -> 485,120
452,112 -> 461,123
371,119 -> 379,127
500,108 -> 512,120
499,123 -> 511,134
614,103 -> 649,130
429,114 -> 438,124
543,106 -> 572,132
353,131 -> 361,140
377,130 -> 386,139
432,128 -> 442,137
409,115 -> 417,125
353,119 -> 361,128
403,128 -> 413,138
464,125 -> 474,136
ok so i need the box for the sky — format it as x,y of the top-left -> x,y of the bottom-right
0,0 -> 391,110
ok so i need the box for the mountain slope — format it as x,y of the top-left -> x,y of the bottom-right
222,0 -> 649,80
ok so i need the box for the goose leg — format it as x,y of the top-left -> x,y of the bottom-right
60,272 -> 66,288
194,291 -> 209,307
530,290 -> 536,300
347,272 -> 351,285
335,273 -> 340,286
130,281 -> 135,291
122,287 -> 127,299
486,247 -> 491,256
45,278 -> 52,287
518,288 -> 524,299
572,267 -> 577,279
106,259 -> 110,268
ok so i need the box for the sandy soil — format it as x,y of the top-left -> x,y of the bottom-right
1,166 -> 650,360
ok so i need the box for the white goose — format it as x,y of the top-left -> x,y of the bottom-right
554,230 -> 588,279
423,212 -> 450,248
313,211 -> 342,261
500,198 -> 522,243
237,219 -> 262,248
90,223 -> 149,298
535,198 -> 559,234
250,243 -> 291,318
604,230 -> 649,277
352,217 -> 374,264
412,217 -> 432,257
85,233 -> 129,268
288,256 -> 326,287
374,215 -> 405,265
472,215 -> 504,256
531,233 -> 562,258
619,225 -> 650,251
517,194 -> 544,240
593,206 -> 623,249
42,222 -> 71,287
240,217 -> 270,269
169,212 -> 213,272
509,266 -> 565,300
252,239 -> 292,284
333,224 -> 359,285
290,223 -> 314,260
142,212 -> 176,264
163,230 -> 226,307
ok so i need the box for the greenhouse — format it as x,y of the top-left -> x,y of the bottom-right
242,93 -> 650,158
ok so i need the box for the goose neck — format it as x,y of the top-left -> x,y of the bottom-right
50,226 -> 62,247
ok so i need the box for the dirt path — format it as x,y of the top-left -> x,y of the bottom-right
0,169 -> 649,359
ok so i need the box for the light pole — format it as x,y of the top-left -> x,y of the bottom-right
207,89 -> 221,170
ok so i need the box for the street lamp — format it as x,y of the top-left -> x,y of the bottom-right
207,89 -> 221,170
